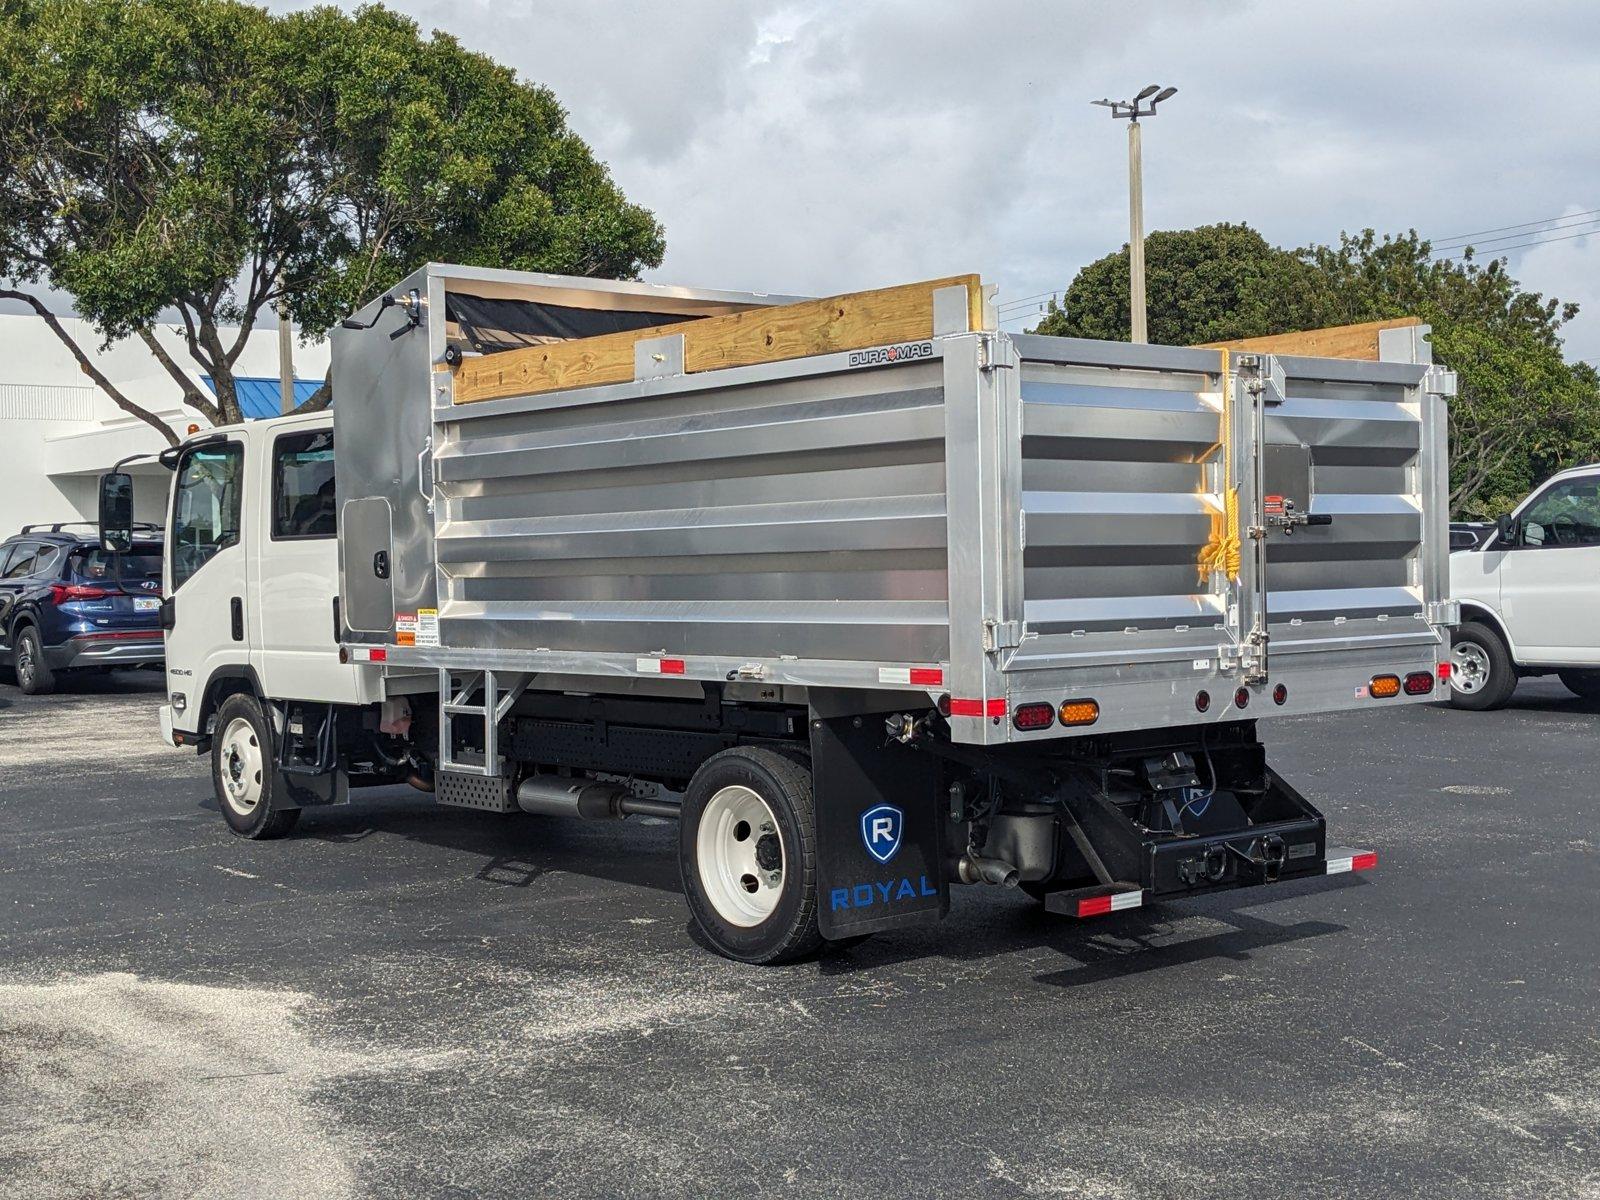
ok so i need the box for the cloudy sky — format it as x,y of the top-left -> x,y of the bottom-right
335,0 -> 1600,361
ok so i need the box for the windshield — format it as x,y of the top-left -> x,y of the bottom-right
171,443 -> 244,589
69,544 -> 164,585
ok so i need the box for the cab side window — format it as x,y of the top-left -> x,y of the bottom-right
1519,475 -> 1600,549
171,443 -> 245,590
272,430 -> 335,540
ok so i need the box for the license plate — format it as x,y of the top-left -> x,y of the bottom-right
134,597 -> 160,612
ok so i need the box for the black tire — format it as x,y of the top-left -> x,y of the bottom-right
211,692 -> 300,839
1449,623 -> 1517,711
678,746 -> 824,964
15,626 -> 55,696
1558,669 -> 1600,702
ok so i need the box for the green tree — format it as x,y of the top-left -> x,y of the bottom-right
1033,224 -> 1600,517
0,0 -> 664,442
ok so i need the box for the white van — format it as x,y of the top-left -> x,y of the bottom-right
1449,463 -> 1600,708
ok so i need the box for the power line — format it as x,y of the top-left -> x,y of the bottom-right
1433,207 -> 1600,246
1432,225 -> 1600,260
996,290 -> 1059,312
1432,212 -> 1600,252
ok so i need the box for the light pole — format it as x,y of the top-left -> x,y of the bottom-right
1092,85 -> 1177,344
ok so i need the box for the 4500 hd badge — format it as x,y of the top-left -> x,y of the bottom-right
848,341 -> 934,368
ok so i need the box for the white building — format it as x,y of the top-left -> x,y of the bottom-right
0,314 -> 329,537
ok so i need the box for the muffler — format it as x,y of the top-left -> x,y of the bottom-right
515,776 -> 680,820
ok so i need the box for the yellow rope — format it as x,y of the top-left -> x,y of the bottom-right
1198,349 -> 1242,583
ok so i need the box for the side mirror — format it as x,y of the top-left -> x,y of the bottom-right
98,472 -> 134,553
1495,513 -> 1518,547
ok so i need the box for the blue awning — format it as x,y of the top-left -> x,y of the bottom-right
203,376 -> 324,420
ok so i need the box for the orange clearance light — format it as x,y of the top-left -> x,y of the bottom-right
186,423 -> 201,435
1058,699 -> 1100,727
1369,674 -> 1401,699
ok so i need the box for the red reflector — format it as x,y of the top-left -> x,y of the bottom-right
1077,895 -> 1113,917
369,647 -> 388,662
909,667 -> 944,686
660,658 -> 686,675
1012,702 -> 1055,731
1351,851 -> 1378,872
1403,671 -> 1435,695
949,697 -> 1007,718
1436,661 -> 1452,682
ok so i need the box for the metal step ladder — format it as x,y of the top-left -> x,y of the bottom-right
438,667 -> 530,778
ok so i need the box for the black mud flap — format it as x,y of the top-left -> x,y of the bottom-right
809,702 -> 948,940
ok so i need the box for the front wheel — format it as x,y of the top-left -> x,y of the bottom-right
678,747 -> 823,964
211,693 -> 300,839
1449,623 -> 1517,711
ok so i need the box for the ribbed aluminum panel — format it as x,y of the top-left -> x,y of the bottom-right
431,360 -> 950,661
1016,362 -> 1224,662
1262,377 -> 1424,642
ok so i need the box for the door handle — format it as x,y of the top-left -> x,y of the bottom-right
373,550 -> 390,580
230,596 -> 244,642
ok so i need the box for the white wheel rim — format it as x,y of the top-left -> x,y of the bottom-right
219,716 -> 265,815
696,785 -> 785,927
1452,641 -> 1490,695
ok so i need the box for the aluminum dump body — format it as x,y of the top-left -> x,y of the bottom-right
334,264 -> 1456,745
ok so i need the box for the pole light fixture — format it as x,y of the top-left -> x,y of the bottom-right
1092,84 -> 1177,344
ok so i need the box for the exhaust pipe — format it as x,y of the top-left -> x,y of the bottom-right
515,777 -> 680,821
956,854 -> 1019,888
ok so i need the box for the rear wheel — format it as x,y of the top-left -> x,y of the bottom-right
1558,669 -> 1600,702
1449,623 -> 1517,711
15,627 -> 55,696
212,693 -> 300,839
678,747 -> 823,964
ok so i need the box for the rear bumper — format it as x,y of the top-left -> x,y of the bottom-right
45,633 -> 165,670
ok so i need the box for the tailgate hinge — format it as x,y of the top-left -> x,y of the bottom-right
983,618 -> 1024,652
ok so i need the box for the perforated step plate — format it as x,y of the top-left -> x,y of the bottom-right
436,767 -> 516,813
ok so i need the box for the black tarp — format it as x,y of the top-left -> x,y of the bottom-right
445,294 -> 706,354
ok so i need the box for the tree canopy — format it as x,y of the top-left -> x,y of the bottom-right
1033,224 -> 1600,517
0,0 -> 665,439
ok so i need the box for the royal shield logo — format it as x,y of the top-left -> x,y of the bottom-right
860,803 -> 904,865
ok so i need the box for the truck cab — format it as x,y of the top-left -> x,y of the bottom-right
158,411 -> 378,746
1449,462 -> 1600,708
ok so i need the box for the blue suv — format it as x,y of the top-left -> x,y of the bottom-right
0,524 -> 165,695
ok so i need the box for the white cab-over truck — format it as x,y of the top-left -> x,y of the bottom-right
100,266 -> 1457,962
1449,462 -> 1600,708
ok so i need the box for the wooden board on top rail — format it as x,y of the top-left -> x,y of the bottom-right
451,274 -> 986,405
1198,316 -> 1423,362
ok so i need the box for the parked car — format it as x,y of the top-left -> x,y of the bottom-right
1449,464 -> 1600,709
1449,521 -> 1491,552
0,523 -> 165,695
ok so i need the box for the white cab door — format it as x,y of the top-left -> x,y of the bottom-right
165,438 -> 250,733
1498,471 -> 1600,665
252,425 -> 359,702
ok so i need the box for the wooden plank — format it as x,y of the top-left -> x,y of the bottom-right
453,274 -> 984,405
1197,316 -> 1422,361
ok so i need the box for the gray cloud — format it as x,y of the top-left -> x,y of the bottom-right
282,0 -> 1600,359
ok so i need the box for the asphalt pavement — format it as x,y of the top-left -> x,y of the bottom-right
1,671 -> 1597,1200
